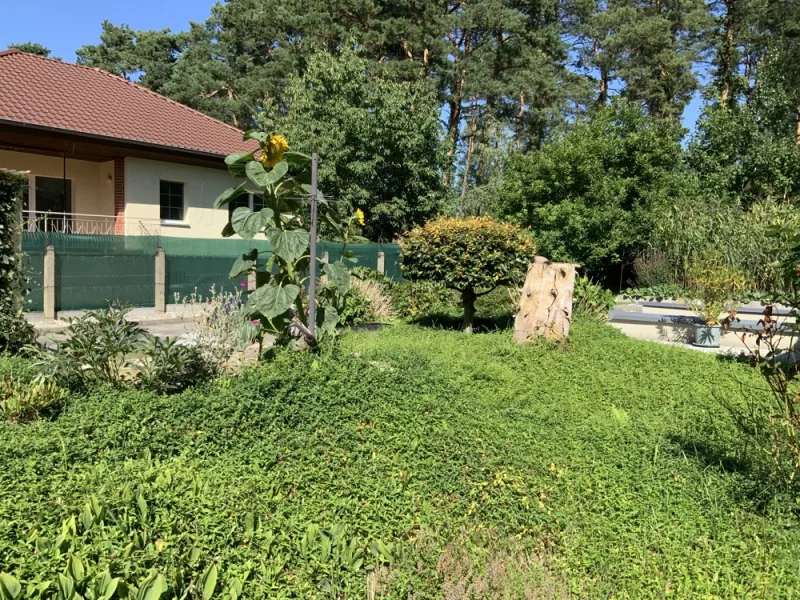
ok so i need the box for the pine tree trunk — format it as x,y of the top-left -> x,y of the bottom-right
513,257 -> 577,343
720,0 -> 736,105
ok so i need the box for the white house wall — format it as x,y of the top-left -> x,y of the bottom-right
124,157 -> 235,239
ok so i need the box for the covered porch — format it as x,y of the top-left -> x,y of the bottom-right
0,120 -> 224,238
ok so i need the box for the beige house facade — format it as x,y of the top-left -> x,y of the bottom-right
0,48 -> 257,239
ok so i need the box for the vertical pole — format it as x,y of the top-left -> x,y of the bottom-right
155,248 -> 166,313
308,152 -> 319,337
377,251 -> 385,275
43,245 -> 55,322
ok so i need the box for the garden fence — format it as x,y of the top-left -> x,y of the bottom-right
22,233 -> 402,314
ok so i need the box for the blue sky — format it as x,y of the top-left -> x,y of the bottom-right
0,0 -> 213,61
0,0 -> 705,134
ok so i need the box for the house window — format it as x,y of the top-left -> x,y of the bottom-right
160,181 -> 185,221
32,176 -> 72,214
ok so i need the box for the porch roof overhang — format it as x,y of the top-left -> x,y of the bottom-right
0,119 -> 232,170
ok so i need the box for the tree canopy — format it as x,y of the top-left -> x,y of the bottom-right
60,0 -> 800,279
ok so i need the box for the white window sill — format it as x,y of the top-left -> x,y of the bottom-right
161,220 -> 190,228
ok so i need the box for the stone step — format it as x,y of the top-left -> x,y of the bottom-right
608,309 -> 794,349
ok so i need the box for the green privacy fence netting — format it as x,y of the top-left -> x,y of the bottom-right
22,233 -> 403,312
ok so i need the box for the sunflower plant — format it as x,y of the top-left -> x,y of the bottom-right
215,132 -> 350,349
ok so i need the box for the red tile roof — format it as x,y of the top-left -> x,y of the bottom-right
0,49 -> 257,158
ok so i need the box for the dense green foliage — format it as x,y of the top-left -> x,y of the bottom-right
572,276 -> 615,320
401,217 -> 535,331
499,101 -> 687,275
27,305 -> 217,396
0,170 -> 35,353
271,50 -> 446,242
5,42 -> 55,58
62,0 -> 800,273
2,322 -> 799,597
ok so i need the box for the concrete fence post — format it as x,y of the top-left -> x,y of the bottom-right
377,251 -> 385,275
247,270 -> 256,292
43,245 -> 55,322
155,248 -> 166,313
320,251 -> 329,285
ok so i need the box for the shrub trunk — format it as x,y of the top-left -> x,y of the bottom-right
461,288 -> 477,334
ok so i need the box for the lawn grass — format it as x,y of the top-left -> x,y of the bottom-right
2,319 -> 799,598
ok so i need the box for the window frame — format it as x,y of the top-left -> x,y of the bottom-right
28,175 -> 73,214
159,180 -> 186,224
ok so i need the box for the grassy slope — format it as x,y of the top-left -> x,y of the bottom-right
2,320 -> 799,598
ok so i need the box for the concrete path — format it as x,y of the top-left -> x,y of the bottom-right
30,305 -> 207,349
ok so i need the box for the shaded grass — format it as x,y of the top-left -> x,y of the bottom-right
1,320 -> 799,598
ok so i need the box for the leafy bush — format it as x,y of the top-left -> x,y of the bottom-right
623,283 -> 686,300
498,100 -> 689,278
401,216 -> 535,332
29,305 -> 216,394
30,305 -> 148,390
650,198 -> 800,292
632,251 -> 676,288
686,258 -> 750,325
0,169 -> 35,353
335,282 -> 372,326
573,276 -> 615,321
135,337 -> 217,394
0,379 -> 67,423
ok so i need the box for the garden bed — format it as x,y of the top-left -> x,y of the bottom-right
1,320 -> 799,598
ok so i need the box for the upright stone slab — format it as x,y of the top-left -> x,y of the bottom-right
513,256 -> 577,343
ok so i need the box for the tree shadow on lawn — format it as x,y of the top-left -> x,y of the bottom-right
666,433 -> 779,510
410,312 -> 515,333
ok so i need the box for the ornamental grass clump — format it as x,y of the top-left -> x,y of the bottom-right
686,258 -> 750,325
400,217 -> 535,333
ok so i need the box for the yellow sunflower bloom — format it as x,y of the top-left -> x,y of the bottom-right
355,209 -> 365,226
260,135 -> 289,168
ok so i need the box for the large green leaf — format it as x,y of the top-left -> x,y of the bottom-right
229,249 -> 258,279
300,183 -> 326,203
136,573 -> 166,600
242,131 -> 268,143
213,182 -> 249,209
56,574 -> 73,600
267,228 -> 310,264
224,151 -> 255,177
66,556 -> 85,583
225,151 -> 254,166
318,305 -> 339,335
323,262 -> 351,293
0,574 -> 21,600
245,161 -> 269,187
284,151 -> 312,164
200,564 -> 218,600
231,207 -> 274,240
249,282 -> 300,319
246,161 -> 289,188
270,160 -> 289,182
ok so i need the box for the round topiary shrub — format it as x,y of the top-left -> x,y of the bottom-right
400,216 -> 536,332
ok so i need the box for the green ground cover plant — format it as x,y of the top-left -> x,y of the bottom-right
2,321 -> 799,597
